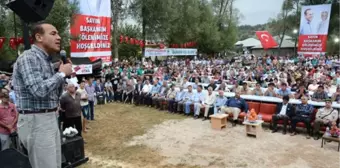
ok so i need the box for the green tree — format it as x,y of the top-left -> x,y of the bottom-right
0,0 -> 79,60
129,0 -> 240,56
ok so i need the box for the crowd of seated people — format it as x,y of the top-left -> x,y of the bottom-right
92,55 -> 340,140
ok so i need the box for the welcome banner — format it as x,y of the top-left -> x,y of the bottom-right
298,4 -> 331,55
144,48 -> 197,57
70,0 -> 112,63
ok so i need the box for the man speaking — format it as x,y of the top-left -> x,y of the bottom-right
12,22 -> 72,168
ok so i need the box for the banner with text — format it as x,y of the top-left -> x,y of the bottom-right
72,64 -> 92,75
298,4 -> 331,55
70,0 -> 112,63
144,48 -> 197,57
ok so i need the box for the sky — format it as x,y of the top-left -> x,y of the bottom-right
123,0 -> 285,26
235,0 -> 285,25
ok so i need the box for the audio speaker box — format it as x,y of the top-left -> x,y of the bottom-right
6,0 -> 55,23
0,148 -> 32,168
62,136 -> 89,168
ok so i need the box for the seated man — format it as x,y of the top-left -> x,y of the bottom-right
264,82 -> 277,97
134,79 -> 144,105
152,81 -> 169,109
311,85 -> 328,102
276,83 -> 293,98
290,96 -> 314,139
180,85 -> 195,116
166,85 -> 178,113
313,99 -> 338,140
271,95 -> 294,134
193,85 -> 205,119
141,80 -> 152,105
175,87 -> 186,113
145,80 -> 160,106
202,87 -> 216,121
221,91 -> 248,126
214,90 -> 228,114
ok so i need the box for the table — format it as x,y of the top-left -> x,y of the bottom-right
210,114 -> 228,130
321,134 -> 340,151
242,120 -> 264,138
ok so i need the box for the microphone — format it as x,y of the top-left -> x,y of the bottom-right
60,50 -> 67,64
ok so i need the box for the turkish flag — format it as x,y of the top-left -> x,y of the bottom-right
9,38 -> 18,50
130,38 -> 135,45
0,37 -> 5,49
119,35 -> 123,43
255,31 -> 277,49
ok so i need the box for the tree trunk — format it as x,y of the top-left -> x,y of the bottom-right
278,10 -> 289,55
112,0 -> 121,61
142,1 -> 146,60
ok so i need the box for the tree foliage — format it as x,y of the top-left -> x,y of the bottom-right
128,0 -> 241,55
0,0 -> 78,60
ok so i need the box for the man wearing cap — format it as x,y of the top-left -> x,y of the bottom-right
313,99 -> 338,140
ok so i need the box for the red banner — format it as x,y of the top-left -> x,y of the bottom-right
70,14 -> 112,63
298,35 -> 327,54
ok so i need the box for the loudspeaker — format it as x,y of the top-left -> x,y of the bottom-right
6,0 -> 55,23
62,136 -> 89,168
0,148 -> 32,168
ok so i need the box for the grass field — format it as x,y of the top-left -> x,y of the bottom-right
80,103 -> 196,168
79,103 -> 340,168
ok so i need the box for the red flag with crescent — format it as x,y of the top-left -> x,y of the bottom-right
255,31 -> 277,49
0,37 -> 5,49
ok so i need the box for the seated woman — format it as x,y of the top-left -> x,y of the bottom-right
252,83 -> 263,96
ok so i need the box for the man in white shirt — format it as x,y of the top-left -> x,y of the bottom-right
141,80 -> 152,105
271,95 -> 294,134
193,85 -> 205,119
104,79 -> 114,102
202,87 -> 216,121
67,72 -> 79,88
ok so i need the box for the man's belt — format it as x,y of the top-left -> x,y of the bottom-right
18,107 -> 58,114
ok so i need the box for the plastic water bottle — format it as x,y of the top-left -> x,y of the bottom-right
244,115 -> 247,122
326,127 -> 330,136
258,114 -> 262,121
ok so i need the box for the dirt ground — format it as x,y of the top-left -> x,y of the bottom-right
80,103 -> 340,168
